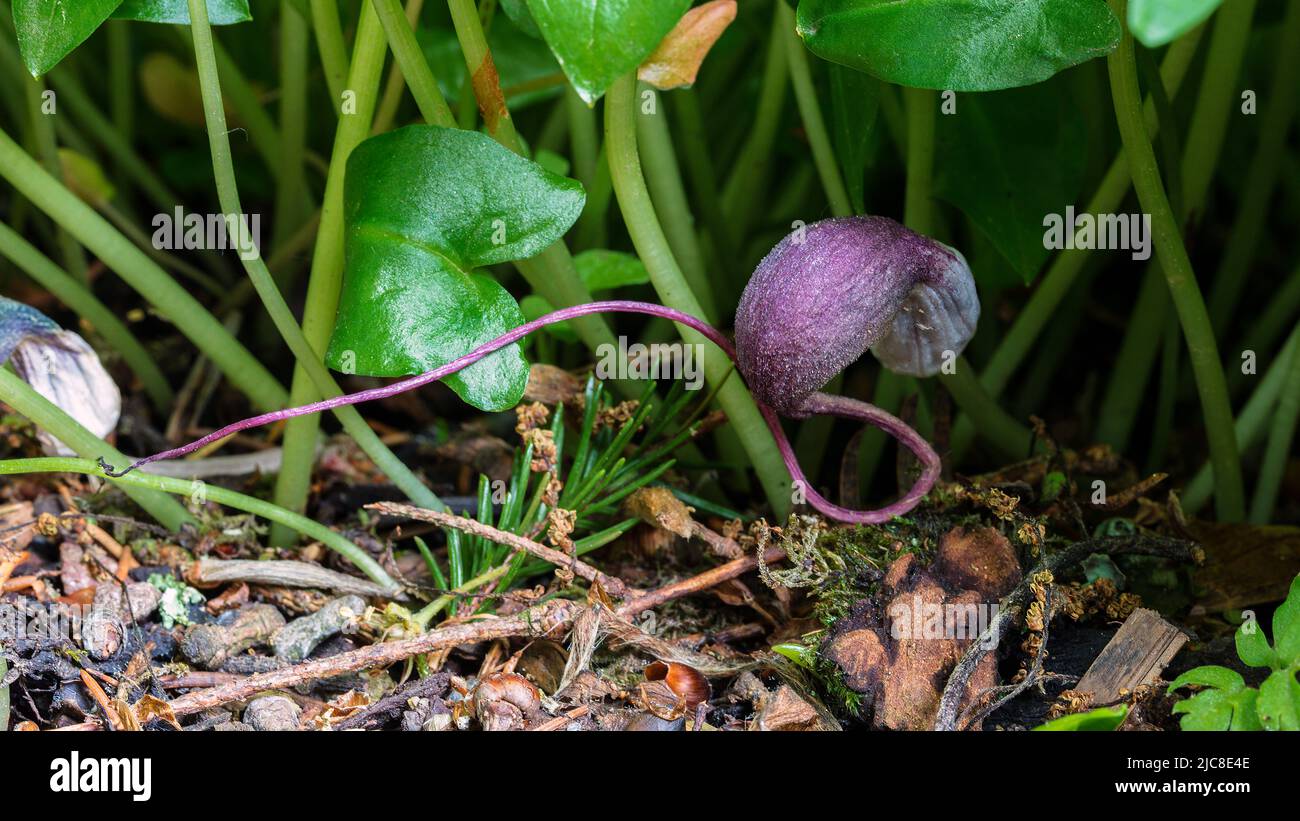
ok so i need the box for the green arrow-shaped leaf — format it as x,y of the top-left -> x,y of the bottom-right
796,0 -> 1121,92
327,126 -> 585,412
525,0 -> 691,104
111,0 -> 252,25
12,0 -> 122,77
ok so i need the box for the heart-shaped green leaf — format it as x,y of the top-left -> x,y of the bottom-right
935,80 -> 1085,284
12,0 -> 122,77
111,0 -> 252,25
525,0 -> 692,104
796,0 -> 1121,91
1128,0 -> 1222,48
327,125 -> 585,412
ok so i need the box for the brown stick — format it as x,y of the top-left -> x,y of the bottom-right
168,599 -> 578,716
617,547 -> 787,618
368,502 -> 634,597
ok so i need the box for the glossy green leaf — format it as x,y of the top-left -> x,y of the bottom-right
525,0 -> 692,104
327,126 -> 585,412
112,0 -> 252,24
1256,669 -> 1300,731
935,81 -> 1085,284
1032,704 -> 1128,731
1272,573 -> 1300,667
11,0 -> 122,77
796,0 -> 1121,91
1128,0 -> 1222,48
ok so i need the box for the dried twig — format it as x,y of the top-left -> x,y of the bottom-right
191,559 -> 400,599
167,599 -> 578,716
617,547 -> 786,617
368,502 -> 633,598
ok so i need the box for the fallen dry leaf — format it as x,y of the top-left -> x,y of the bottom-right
639,0 -> 737,90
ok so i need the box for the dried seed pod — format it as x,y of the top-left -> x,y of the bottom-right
735,216 -> 978,416
644,661 -> 711,709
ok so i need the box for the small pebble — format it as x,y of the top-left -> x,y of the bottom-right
243,696 -> 302,731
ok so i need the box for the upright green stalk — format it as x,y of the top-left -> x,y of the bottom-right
0,222 -> 172,411
373,0 -> 429,134
1250,328 -> 1300,522
671,89 -> 735,265
902,87 -> 936,235
566,85 -> 599,192
1107,0 -> 1244,520
107,21 -> 132,174
1207,0 -> 1300,333
0,457 -> 397,591
0,127 -> 287,411
311,0 -> 350,106
23,74 -> 85,281
780,2 -> 851,219
274,1 -> 312,254
373,0 -> 456,126
0,370 -> 191,529
720,1 -> 789,248
187,0 -> 446,545
607,74 -> 791,517
636,84 -> 717,322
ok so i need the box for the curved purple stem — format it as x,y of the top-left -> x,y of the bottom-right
99,300 -> 939,524
761,392 -> 941,524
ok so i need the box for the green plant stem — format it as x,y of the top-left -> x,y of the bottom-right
902,87 -> 936,235
940,364 -> 1033,460
275,1 -> 312,254
721,0 -> 789,247
949,25 -> 1203,456
372,0 -> 456,127
566,85 -> 599,192
1107,0 -> 1244,521
1184,325 -> 1299,514
671,89 -> 735,266
607,73 -> 791,517
311,0 -> 350,107
0,456 -> 397,591
0,126 -> 287,411
23,74 -> 86,281
107,21 -> 132,177
0,370 -> 191,529
372,0 -> 427,135
1250,327 -> 1300,522
275,2 -> 390,542
187,0 -> 446,546
0,222 -> 172,411
1231,261 -> 1300,395
1094,1 -> 1255,453
413,562 -> 509,627
780,2 -> 851,219
1207,0 -> 1300,334
636,84 -> 717,322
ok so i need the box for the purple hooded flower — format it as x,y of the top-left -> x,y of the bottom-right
735,216 -> 979,416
